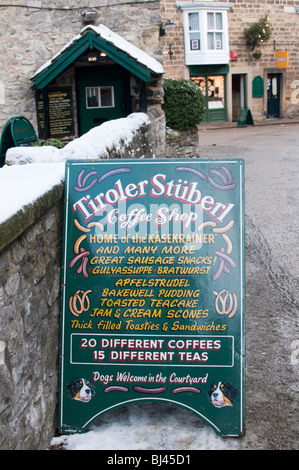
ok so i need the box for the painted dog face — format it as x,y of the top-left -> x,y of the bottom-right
208,382 -> 238,408
67,378 -> 95,403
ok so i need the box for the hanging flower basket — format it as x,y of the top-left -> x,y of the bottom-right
253,50 -> 262,59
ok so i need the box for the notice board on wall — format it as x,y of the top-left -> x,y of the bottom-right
59,159 -> 245,436
36,87 -> 75,139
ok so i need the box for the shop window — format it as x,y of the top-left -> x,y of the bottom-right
180,5 -> 230,65
191,73 -> 227,122
86,86 -> 114,108
192,75 -> 225,109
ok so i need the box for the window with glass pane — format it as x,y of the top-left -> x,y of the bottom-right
207,12 -> 223,50
86,86 -> 114,108
86,88 -> 99,108
207,12 -> 214,30
188,12 -> 200,50
191,76 -> 206,96
207,76 -> 225,109
191,75 -> 225,109
100,87 -> 114,107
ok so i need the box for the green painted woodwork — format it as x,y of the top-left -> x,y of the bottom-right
33,31 -> 151,90
59,159 -> 245,437
76,66 -> 129,135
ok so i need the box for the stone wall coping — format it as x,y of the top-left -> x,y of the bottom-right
0,181 -> 64,253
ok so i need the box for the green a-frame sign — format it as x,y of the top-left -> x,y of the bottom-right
59,158 -> 245,437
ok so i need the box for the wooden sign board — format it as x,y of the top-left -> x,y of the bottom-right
36,86 -> 75,139
276,51 -> 289,68
59,159 -> 245,437
237,109 -> 254,126
252,76 -> 264,98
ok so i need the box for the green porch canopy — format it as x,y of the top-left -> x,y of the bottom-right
31,24 -> 164,89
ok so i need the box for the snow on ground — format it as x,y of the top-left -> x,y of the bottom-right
0,113 -> 149,224
50,402 -> 239,451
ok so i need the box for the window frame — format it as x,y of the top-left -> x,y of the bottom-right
85,86 -> 115,109
188,12 -> 201,51
180,4 -> 230,66
207,12 -> 224,50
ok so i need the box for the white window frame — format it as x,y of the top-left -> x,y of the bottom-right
85,86 -> 115,109
178,3 -> 230,66
207,11 -> 224,50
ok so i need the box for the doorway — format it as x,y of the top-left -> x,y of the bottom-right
267,73 -> 281,119
232,74 -> 246,122
192,75 -> 227,123
76,65 -> 130,135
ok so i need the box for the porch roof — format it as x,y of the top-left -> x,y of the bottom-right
31,24 -> 164,89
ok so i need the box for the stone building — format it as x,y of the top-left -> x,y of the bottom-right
160,0 -> 299,123
1,0 -> 299,136
0,0 -> 164,140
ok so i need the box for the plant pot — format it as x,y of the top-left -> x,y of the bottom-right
253,51 -> 262,59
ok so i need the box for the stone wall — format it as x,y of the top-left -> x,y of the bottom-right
0,184 -> 64,450
0,0 -> 163,131
228,1 -> 299,120
0,111 -> 165,450
165,125 -> 199,159
160,0 -> 299,121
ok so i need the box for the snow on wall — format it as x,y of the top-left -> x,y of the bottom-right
0,113 -> 151,226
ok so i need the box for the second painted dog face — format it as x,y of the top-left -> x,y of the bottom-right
208,382 -> 238,408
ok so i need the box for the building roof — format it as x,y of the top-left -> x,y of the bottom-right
31,24 -> 164,88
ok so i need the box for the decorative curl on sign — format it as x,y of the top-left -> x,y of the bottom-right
69,289 -> 92,317
74,169 -> 98,192
212,220 -> 236,280
207,167 -> 237,191
69,248 -> 90,278
175,165 -> 237,190
213,290 -> 238,319
213,247 -> 237,281
74,167 -> 132,192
